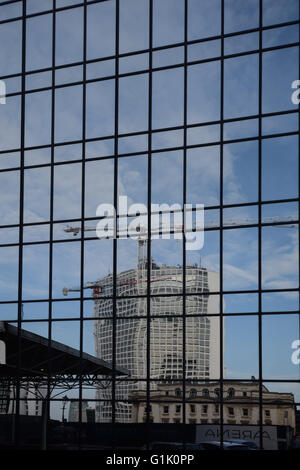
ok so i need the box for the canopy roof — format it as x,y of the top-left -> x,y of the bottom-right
0,321 -> 128,377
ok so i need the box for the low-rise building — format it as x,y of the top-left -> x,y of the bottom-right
131,380 -> 296,430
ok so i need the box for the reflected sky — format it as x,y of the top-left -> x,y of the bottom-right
0,0 -> 299,399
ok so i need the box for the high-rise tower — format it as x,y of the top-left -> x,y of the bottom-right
93,261 -> 222,423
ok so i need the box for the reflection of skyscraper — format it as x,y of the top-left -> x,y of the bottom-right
93,261 -> 222,423
68,400 -> 89,423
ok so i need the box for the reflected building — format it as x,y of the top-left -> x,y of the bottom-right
68,400 -> 95,423
131,381 -> 296,430
0,386 -> 43,417
93,258 -> 222,423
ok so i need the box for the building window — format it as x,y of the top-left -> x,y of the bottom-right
175,405 -> 181,414
190,404 -> 196,414
3,0 -> 298,450
242,408 -> 249,417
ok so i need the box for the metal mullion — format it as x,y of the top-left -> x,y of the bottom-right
4,39 -> 300,101
219,0 -> 225,449
298,0 -> 300,407
298,0 -> 300,417
1,17 -> 299,84
14,0 -> 26,448
0,0 -> 21,6
15,310 -> 300,325
258,0 -> 264,451
78,0 -> 87,451
0,0 -> 115,25
111,0 -> 119,448
182,0 -> 188,436
0,8 -> 299,55
1,197 -> 300,229
2,285 -> 300,305
43,0 -> 56,451
2,128 -> 300,174
0,106 -> 299,156
145,0 -> 153,448
0,199 -> 299,230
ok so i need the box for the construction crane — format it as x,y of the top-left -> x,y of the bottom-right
62,273 -> 176,297
64,214 -> 298,240
62,215 -> 297,297
62,282 -> 101,297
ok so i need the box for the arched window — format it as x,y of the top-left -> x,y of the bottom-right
190,388 -> 197,398
175,388 -> 182,397
202,388 -> 209,398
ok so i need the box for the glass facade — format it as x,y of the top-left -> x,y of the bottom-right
0,0 -> 299,451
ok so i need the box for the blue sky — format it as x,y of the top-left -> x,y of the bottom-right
0,0 -> 299,417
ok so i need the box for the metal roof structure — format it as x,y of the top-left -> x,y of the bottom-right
0,321 -> 129,379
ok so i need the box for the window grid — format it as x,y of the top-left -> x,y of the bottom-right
0,0 -> 298,451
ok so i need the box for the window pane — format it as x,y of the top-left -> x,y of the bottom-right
262,226 -> 298,290
188,62 -> 220,124
263,0 -> 299,26
0,21 -> 22,76
85,159 -> 114,218
26,14 -> 52,71
152,68 -> 184,129
223,141 -> 258,205
153,0 -> 184,47
22,245 -> 49,300
86,81 -> 115,139
0,171 -> 20,224
188,0 -> 221,40
0,246 -> 18,301
187,146 -> 220,207
120,0 -> 148,53
54,163 -> 82,220
0,96 -> 21,151
225,316 -> 259,379
224,55 -> 259,119
225,0 -> 259,33
56,7 -> 83,65
25,91 -> 52,147
55,86 -> 82,142
119,75 -> 148,134
24,167 -> 50,223
262,47 -> 298,114
87,0 -> 115,60
262,136 -> 298,201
